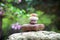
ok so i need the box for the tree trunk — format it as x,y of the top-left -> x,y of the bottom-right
0,16 -> 2,40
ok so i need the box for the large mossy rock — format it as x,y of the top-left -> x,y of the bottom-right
8,31 -> 60,40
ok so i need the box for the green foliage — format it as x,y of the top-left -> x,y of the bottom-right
1,1 -> 56,34
2,3 -> 56,30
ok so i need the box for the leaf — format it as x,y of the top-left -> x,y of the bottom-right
38,15 -> 52,25
2,18 -> 10,30
6,0 -> 12,2
36,10 -> 44,16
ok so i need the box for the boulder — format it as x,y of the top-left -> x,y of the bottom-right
7,31 -> 60,40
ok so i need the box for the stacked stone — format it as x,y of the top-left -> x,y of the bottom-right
8,31 -> 60,40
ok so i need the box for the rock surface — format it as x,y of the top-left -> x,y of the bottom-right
8,31 -> 60,40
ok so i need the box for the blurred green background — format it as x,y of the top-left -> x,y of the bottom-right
0,0 -> 60,40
